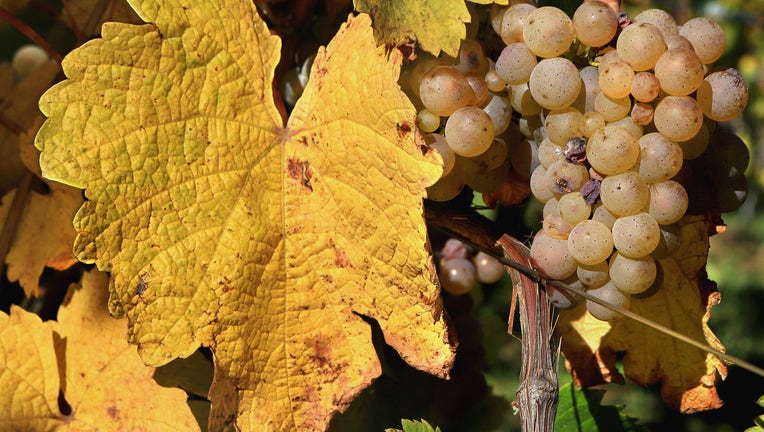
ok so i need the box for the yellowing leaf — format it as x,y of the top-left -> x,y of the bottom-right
354,0 -> 470,56
0,306 -> 60,431
36,3 -> 453,430
0,61 -> 59,197
0,270 -> 199,431
558,215 -> 726,412
0,182 -> 82,297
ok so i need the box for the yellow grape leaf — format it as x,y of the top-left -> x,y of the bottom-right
558,215 -> 726,412
0,269 -> 199,431
0,305 -> 60,431
0,61 -> 59,197
35,3 -> 453,430
0,181 -> 81,297
353,0 -> 470,56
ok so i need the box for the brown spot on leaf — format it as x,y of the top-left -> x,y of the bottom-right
287,159 -> 313,191
107,405 -> 119,419
397,121 -> 412,138
307,335 -> 333,369
328,239 -> 352,268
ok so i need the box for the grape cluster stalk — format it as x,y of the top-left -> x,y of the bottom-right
404,1 -> 750,321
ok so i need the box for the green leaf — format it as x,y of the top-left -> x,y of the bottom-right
555,382 -> 646,432
386,418 -> 442,432
746,395 -> 764,432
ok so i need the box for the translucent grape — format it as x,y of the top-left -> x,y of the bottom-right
637,132 -> 683,183
499,3 -> 537,45
465,73 -> 490,107
575,65 -> 601,113
616,22 -> 667,71
567,219 -> 614,265
546,160 -> 589,194
495,43 -> 537,85
600,171 -> 650,216
419,66 -> 475,116
427,169 -> 464,202
11,44 -> 49,79
677,121 -> 710,159
473,252 -> 505,284
586,125 -> 639,175
417,109 -> 440,133
538,138 -> 564,168
633,9 -> 678,38
490,4 -> 509,34
631,102 -> 654,126
664,34 -> 695,51
543,197 -> 560,219
612,213 -> 661,258
654,48 -> 705,96
444,107 -> 495,157
528,58 -> 582,110
559,192 -> 591,225
654,96 -> 703,142
530,165 -> 554,202
455,39 -> 490,76
599,60 -> 635,99
485,70 -> 508,93
523,6 -> 575,58
530,230 -> 578,279
543,211 -> 574,239
510,83 -> 543,116
594,92 -> 631,122
696,69 -> 749,121
592,204 -> 617,229
679,17 -> 726,64
572,0 -> 618,47
545,107 -> 583,145
609,252 -> 657,294
648,180 -> 688,224
650,223 -> 681,260
630,71 -> 661,103
439,258 -> 477,295
586,281 -> 631,321
577,261 -> 610,288
579,111 -> 606,138
547,280 -> 580,309
483,94 -> 513,135
608,116 -> 644,141
441,238 -> 468,262
425,133 -> 455,176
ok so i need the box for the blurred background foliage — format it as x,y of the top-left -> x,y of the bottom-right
0,0 -> 762,431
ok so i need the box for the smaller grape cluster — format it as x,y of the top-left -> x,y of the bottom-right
401,37 -> 525,205
437,238 -> 506,296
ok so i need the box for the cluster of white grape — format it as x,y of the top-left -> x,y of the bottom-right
437,238 -> 506,295
412,2 -> 750,319
401,37 -> 525,203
